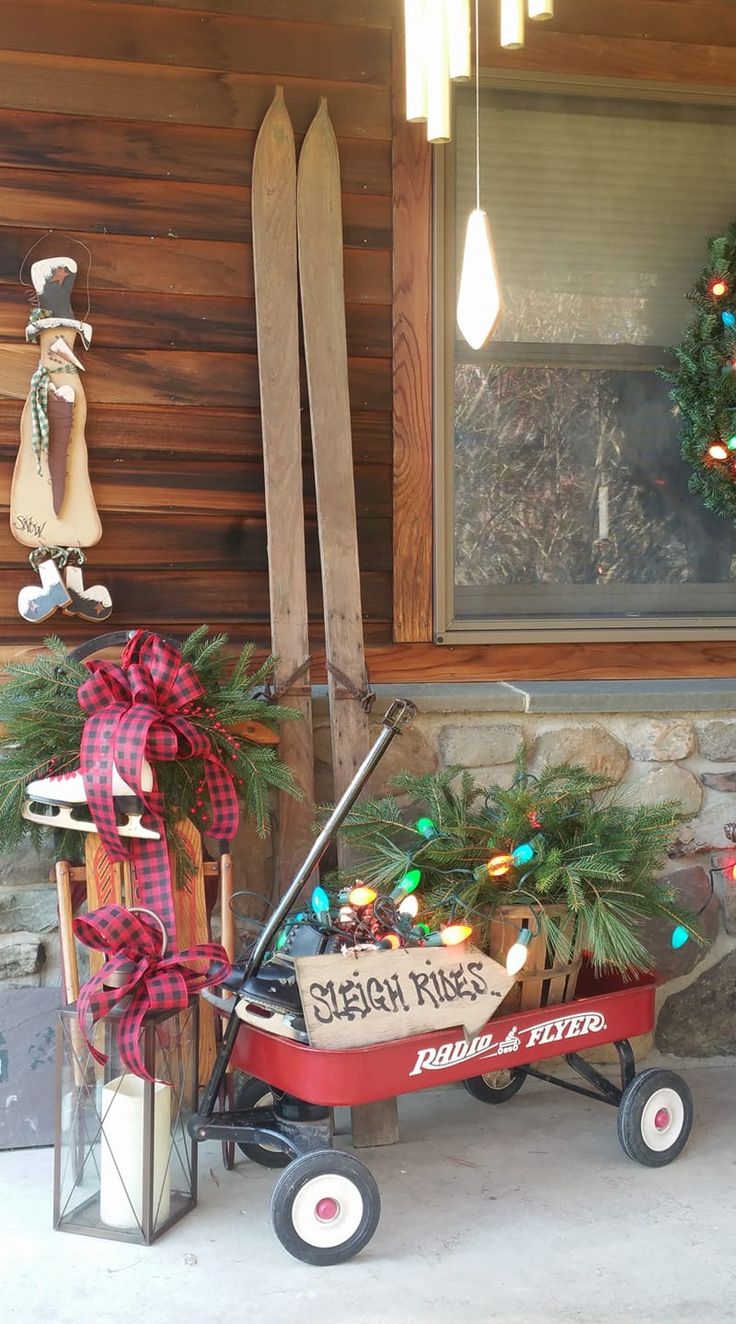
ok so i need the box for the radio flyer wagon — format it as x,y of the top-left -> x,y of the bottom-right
192,701 -> 694,1266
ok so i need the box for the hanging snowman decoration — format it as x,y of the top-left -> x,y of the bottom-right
10,255 -> 112,622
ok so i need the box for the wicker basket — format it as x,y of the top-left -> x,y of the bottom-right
488,902 -> 581,1013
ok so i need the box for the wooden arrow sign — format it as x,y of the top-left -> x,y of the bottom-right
295,945 -> 515,1051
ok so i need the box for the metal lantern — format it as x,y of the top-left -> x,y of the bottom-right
53,997 -> 198,1244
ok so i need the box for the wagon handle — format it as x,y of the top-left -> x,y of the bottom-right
244,697 -> 416,978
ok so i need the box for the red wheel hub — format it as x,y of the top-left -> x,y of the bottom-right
315,1196 -> 340,1222
653,1107 -> 671,1131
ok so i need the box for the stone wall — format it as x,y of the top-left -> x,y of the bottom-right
5,704 -> 736,1057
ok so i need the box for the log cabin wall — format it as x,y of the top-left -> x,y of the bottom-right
2,1 -> 736,681
0,0 -> 394,650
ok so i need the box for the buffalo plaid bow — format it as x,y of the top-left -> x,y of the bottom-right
74,904 -> 231,1081
77,629 -> 240,944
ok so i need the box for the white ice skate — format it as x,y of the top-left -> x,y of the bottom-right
23,759 -> 160,839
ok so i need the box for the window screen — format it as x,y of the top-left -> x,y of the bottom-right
440,82 -> 736,638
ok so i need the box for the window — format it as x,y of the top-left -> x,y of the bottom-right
435,75 -> 736,642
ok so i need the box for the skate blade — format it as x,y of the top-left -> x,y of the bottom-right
235,998 -> 308,1043
22,799 -> 161,840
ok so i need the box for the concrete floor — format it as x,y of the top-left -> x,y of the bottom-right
2,1061 -> 736,1324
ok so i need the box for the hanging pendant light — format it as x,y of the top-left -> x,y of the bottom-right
528,0 -> 554,18
500,0 -> 525,50
448,0 -> 472,81
405,0 -> 428,122
456,0 -> 503,350
426,0 -> 451,143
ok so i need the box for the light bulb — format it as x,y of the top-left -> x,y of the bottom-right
710,279 -> 728,298
416,816 -> 438,839
500,0 -> 525,49
457,209 -> 502,350
424,923 -> 473,947
486,853 -> 513,877
448,0 -> 471,80
671,924 -> 690,950
390,868 -> 422,902
348,885 -> 378,908
377,933 -> 401,950
731,863 -> 736,882
399,894 -> 420,919
511,841 -> 535,866
506,929 -> 532,975
528,0 -> 554,18
426,0 -> 451,142
311,885 -> 330,917
723,312 -> 736,329
708,444 -> 728,461
404,0 -> 428,122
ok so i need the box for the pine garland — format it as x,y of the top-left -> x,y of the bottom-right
0,627 -> 302,865
665,221 -> 736,522
332,760 -> 695,976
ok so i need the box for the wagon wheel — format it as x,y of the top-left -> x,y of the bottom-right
235,1076 -> 291,1169
616,1069 -> 693,1167
270,1151 -> 381,1266
463,1068 -> 526,1104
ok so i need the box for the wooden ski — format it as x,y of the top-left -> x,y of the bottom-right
297,99 -> 398,1147
253,86 -> 316,897
296,99 -> 372,814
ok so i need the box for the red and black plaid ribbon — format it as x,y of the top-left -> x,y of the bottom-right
78,630 -> 239,944
73,904 -> 231,1081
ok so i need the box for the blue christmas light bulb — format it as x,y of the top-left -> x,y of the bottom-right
722,311 -> 736,329
311,886 -> 330,919
671,924 -> 690,950
511,841 -> 535,867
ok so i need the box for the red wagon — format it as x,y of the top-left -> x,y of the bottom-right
192,703 -> 694,1265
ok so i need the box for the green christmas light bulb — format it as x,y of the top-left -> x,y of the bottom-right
416,816 -> 439,840
389,867 -> 422,902
671,924 -> 690,950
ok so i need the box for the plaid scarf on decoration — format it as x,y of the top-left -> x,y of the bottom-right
77,629 -> 240,945
73,904 -> 230,1080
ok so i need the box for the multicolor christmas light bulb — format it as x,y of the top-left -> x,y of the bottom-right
348,884 -> 378,908
424,923 -> 473,948
390,868 -> 422,902
311,885 -> 331,920
416,816 -> 439,840
506,928 -> 532,975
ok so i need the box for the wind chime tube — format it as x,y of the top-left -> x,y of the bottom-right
426,0 -> 452,143
528,0 -> 554,18
500,0 -> 525,49
448,0 -> 472,81
457,208 -> 503,350
404,0 -> 429,122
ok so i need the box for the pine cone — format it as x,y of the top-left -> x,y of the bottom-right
724,821 -> 736,843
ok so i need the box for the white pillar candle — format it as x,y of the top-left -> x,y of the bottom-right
100,1074 -> 171,1230
528,0 -> 554,18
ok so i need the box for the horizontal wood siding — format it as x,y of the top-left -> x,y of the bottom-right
5,0 -> 736,680
0,0 -> 393,649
